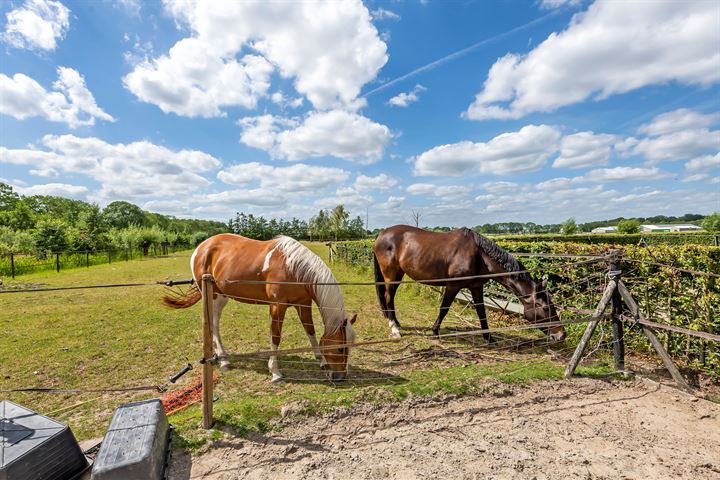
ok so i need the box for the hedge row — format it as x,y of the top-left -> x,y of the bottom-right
334,239 -> 720,378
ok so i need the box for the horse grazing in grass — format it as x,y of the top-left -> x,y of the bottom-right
373,225 -> 565,341
163,234 -> 356,382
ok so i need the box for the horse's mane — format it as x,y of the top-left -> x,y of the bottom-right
462,228 -> 532,283
273,236 -> 346,334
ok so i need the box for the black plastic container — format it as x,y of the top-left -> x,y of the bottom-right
90,399 -> 172,480
0,400 -> 89,480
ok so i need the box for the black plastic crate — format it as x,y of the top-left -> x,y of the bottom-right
90,399 -> 172,480
0,400 -> 89,480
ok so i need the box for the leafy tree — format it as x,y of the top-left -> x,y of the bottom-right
617,219 -> 641,234
701,212 -> 720,232
348,216 -> 366,238
3,200 -> 36,230
33,219 -> 69,255
330,205 -> 349,240
309,209 -> 331,241
0,182 -> 20,211
560,218 -> 578,235
102,201 -> 146,229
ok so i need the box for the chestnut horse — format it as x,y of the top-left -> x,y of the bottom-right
373,225 -> 565,341
163,234 -> 356,382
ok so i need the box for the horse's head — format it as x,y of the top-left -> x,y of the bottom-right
320,314 -> 357,381
523,278 -> 565,341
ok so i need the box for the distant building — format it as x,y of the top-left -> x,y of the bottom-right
591,226 -> 618,234
640,224 -> 703,233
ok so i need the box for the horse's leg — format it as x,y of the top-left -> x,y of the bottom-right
431,285 -> 462,336
268,303 -> 287,383
470,286 -> 494,344
295,303 -> 326,368
212,295 -> 231,370
385,271 -> 404,338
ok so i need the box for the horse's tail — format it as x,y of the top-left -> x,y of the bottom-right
373,251 -> 389,319
162,286 -> 202,309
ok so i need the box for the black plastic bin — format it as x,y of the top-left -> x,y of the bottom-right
90,399 -> 172,480
0,400 -> 89,480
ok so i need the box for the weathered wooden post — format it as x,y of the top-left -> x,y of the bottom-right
564,273 -> 616,378
55,253 -> 60,273
10,253 -> 15,279
608,249 -> 625,371
617,282 -> 690,391
200,274 -> 215,429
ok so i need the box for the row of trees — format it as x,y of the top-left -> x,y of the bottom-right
230,205 -> 367,241
0,182 -> 227,255
470,213 -> 716,235
558,214 -> 719,235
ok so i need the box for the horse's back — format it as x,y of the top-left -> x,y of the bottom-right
375,225 -> 479,281
193,234 -> 276,283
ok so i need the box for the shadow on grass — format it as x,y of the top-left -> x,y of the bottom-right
226,354 -> 408,387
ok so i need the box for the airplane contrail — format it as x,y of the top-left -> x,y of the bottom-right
362,8 -> 566,98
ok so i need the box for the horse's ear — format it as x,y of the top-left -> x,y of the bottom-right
350,314 -> 357,325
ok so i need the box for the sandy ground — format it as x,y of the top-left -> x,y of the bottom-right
166,378 -> 720,480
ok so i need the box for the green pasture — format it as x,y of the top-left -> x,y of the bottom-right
0,244 -> 612,451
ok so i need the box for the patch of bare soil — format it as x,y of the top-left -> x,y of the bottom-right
169,378 -> 720,480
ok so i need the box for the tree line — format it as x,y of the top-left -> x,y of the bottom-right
468,213 -> 715,235
230,205 -> 367,241
0,182 -> 227,256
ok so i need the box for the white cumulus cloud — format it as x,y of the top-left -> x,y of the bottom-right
413,124 -> 561,176
14,182 -> 88,199
124,0 -> 387,116
553,131 -> 618,169
387,84 -> 426,107
0,67 -> 114,128
217,162 -> 350,193
354,173 -> 398,192
3,0 -> 70,51
466,1 -> 719,120
238,110 -> 392,164
0,135 -> 220,201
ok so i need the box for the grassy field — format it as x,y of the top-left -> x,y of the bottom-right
0,244 -> 612,450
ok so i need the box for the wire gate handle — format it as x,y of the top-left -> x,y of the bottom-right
169,363 -> 194,384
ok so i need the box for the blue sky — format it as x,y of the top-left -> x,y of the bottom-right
0,0 -> 718,228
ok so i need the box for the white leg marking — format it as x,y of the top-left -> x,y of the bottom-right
390,324 -> 401,338
268,340 -> 282,383
213,295 -> 230,370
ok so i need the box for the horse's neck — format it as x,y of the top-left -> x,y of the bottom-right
480,252 -> 534,305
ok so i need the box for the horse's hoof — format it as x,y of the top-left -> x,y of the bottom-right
219,361 -> 231,371
432,329 -> 440,337
271,373 -> 283,383
390,328 -> 401,338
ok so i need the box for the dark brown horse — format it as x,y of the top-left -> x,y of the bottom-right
373,225 -> 565,341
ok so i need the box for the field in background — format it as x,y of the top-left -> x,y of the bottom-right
0,243 -> 616,450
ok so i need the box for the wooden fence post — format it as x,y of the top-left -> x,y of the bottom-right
617,282 -> 691,391
608,250 -> 625,371
56,253 -> 60,273
564,278 -> 616,378
10,253 -> 15,279
200,274 -> 215,429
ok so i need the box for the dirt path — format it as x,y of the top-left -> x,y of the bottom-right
169,378 -> 720,480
